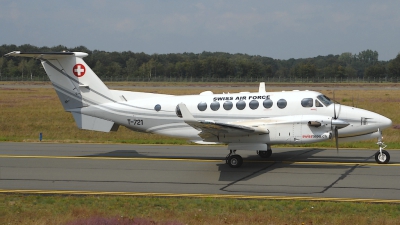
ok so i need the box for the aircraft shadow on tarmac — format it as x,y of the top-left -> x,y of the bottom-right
84,149 -> 224,160
215,148 -> 381,195
84,148 -> 376,185
216,162 -> 373,195
84,150 -> 148,158
84,148 -> 370,161
216,148 -> 375,181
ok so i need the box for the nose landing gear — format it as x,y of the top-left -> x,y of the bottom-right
375,129 -> 390,164
375,140 -> 390,164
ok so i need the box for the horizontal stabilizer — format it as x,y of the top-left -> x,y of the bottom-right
5,51 -> 88,59
72,112 -> 119,132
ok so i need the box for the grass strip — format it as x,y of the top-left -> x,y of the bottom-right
1,193 -> 400,224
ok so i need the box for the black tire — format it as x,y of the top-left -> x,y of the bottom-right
258,149 -> 272,158
375,150 -> 390,164
227,155 -> 243,168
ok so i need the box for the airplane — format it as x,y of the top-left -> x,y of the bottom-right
5,51 -> 393,168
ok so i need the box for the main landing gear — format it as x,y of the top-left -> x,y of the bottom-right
225,150 -> 243,168
226,148 -> 273,168
375,140 -> 390,164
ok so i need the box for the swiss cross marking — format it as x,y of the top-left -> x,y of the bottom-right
73,64 -> 86,77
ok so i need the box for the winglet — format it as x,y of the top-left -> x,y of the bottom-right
178,103 -> 196,122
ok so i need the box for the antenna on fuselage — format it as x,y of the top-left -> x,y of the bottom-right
259,82 -> 266,93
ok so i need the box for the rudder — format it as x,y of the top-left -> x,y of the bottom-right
5,51 -> 120,133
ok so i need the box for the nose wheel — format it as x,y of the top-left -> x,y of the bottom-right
375,150 -> 390,164
226,150 -> 243,168
375,138 -> 390,164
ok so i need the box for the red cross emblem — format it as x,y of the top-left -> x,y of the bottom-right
73,64 -> 86,77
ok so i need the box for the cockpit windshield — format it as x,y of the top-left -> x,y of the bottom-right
317,95 -> 333,107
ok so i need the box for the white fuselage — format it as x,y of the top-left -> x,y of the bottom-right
77,89 -> 392,146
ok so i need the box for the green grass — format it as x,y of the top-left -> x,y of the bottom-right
1,194 -> 400,225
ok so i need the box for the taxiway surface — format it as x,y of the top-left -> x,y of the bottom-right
0,143 -> 399,201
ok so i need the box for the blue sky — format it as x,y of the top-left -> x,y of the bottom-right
1,0 -> 399,60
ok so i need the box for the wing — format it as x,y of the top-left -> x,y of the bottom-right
178,103 -> 269,141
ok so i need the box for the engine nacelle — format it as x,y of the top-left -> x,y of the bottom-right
216,115 -> 334,144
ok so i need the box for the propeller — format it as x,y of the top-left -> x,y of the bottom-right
332,90 -> 339,153
333,90 -> 337,119
331,90 -> 347,153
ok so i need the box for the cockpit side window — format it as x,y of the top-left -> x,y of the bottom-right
317,95 -> 333,107
315,100 -> 323,107
301,98 -> 313,107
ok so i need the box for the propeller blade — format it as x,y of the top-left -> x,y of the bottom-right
331,122 -> 342,154
335,127 -> 339,154
333,91 -> 337,119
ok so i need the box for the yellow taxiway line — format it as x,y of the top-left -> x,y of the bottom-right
0,189 -> 399,204
0,154 -> 220,162
1,154 -> 400,166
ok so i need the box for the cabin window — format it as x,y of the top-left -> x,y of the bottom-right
197,102 -> 207,111
277,99 -> 287,109
315,100 -> 323,107
175,105 -> 182,118
263,99 -> 273,108
301,98 -> 313,107
210,101 -> 220,111
154,104 -> 161,111
223,101 -> 233,110
236,100 -> 246,110
249,100 -> 259,110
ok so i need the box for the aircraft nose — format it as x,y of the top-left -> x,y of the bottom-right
379,114 -> 392,129
368,111 -> 392,130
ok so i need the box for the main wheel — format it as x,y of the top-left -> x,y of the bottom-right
227,155 -> 243,168
375,150 -> 390,164
257,149 -> 272,158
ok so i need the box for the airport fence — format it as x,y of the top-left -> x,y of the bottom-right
0,75 -> 398,83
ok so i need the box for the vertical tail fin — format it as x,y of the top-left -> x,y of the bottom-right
5,51 -> 120,132
5,51 -> 118,111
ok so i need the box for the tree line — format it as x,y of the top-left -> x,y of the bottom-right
1,44 -> 400,81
